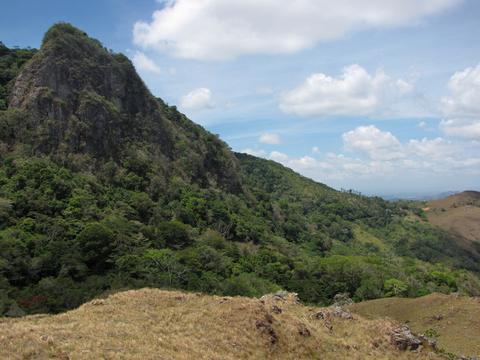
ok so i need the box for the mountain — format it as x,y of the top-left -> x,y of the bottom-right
1,23 -> 480,317
0,288 -> 443,360
5,24 -> 242,192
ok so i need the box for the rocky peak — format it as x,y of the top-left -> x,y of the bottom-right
5,23 -> 243,192
10,23 -> 153,115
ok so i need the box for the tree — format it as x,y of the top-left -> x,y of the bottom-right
144,249 -> 186,286
155,221 -> 192,250
76,223 -> 115,272
384,278 -> 408,297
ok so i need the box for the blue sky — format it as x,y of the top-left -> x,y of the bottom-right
1,0 -> 480,196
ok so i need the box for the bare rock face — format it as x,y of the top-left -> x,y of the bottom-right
6,23 -> 243,193
9,25 -> 162,158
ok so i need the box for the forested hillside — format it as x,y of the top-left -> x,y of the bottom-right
1,23 -> 479,316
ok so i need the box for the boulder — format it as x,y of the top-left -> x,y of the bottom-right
333,293 -> 353,307
260,291 -> 299,304
390,325 -> 422,351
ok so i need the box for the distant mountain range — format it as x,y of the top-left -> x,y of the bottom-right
380,191 -> 460,201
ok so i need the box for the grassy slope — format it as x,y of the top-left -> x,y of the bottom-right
0,288 -> 441,360
425,191 -> 480,245
349,293 -> 480,357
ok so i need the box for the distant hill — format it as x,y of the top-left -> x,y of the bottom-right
381,191 -> 459,201
0,288 -> 443,359
349,293 -> 480,357
424,191 -> 480,247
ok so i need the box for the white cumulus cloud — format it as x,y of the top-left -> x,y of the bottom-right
269,151 -> 289,162
180,88 -> 214,110
239,125 -> 480,191
259,133 -> 281,144
342,125 -> 404,161
132,51 -> 161,74
406,137 -> 457,161
280,65 -> 414,117
442,63 -> 480,117
133,0 -> 460,60
440,119 -> 480,139
440,63 -> 480,140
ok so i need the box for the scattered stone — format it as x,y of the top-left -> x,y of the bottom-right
313,310 -> 326,320
255,314 -> 277,344
333,293 -> 353,307
271,305 -> 282,314
39,335 -> 54,344
273,290 -> 289,300
260,290 -> 299,304
390,325 -> 422,351
331,306 -> 354,320
324,320 -> 333,332
298,323 -> 311,337
90,299 -> 105,306
418,335 -> 437,351
312,306 -> 354,320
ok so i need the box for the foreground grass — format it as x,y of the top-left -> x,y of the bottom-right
0,289 -> 440,359
349,293 -> 480,358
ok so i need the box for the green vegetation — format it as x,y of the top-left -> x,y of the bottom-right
0,41 -> 37,110
1,24 -> 479,316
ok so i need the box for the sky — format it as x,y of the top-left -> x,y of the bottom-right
1,0 -> 480,197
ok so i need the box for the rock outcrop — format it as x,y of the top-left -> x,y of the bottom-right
7,23 -> 243,192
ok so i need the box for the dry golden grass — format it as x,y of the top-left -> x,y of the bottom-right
349,293 -> 480,358
425,191 -> 480,246
0,288 -> 441,359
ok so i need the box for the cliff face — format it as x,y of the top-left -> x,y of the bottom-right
7,23 -> 242,192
